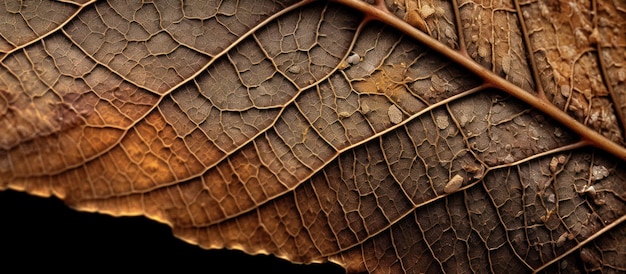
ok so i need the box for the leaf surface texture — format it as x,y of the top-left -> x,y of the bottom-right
1,0 -> 626,273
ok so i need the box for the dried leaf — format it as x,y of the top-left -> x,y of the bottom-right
2,0 -> 626,273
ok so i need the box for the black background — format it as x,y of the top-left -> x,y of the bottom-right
0,190 -> 345,273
